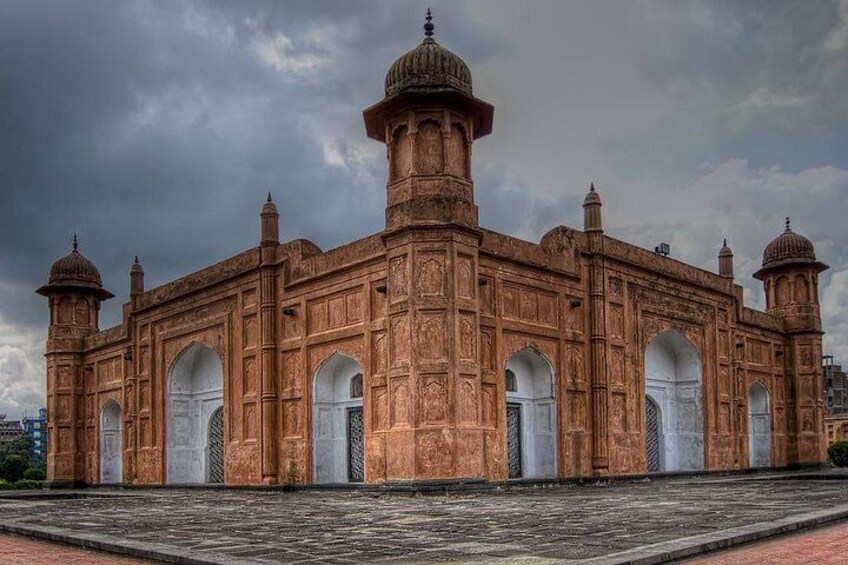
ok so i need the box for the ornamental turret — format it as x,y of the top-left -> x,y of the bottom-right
260,192 -> 279,248
718,239 -> 734,279
363,9 -> 494,232
583,182 -> 603,233
36,235 -> 113,487
753,218 -> 828,332
130,256 -> 144,301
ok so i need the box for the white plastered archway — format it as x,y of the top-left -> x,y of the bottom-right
166,343 -> 224,484
748,382 -> 771,468
505,348 -> 558,479
99,399 -> 123,484
312,353 -> 364,484
644,329 -> 704,472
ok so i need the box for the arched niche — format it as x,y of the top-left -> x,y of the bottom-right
448,123 -> 469,178
313,353 -> 365,484
748,382 -> 771,467
416,119 -> 444,175
505,348 -> 557,479
100,399 -> 122,484
166,342 -> 224,484
644,329 -> 704,472
390,125 -> 410,181
794,274 -> 810,303
776,276 -> 791,306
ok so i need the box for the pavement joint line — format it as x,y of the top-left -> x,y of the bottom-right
577,504 -> 848,565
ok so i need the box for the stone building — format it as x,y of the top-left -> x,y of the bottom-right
37,17 -> 830,487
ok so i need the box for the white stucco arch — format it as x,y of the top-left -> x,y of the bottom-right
505,348 -> 557,479
166,342 -> 224,484
644,329 -> 704,472
748,382 -> 771,468
99,399 -> 122,484
312,353 -> 365,484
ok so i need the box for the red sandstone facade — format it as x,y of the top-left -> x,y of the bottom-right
38,21 -> 829,487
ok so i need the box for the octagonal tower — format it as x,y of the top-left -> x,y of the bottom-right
362,12 -> 493,483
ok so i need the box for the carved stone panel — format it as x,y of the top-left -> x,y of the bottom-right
373,386 -> 389,431
242,357 -> 257,396
420,375 -> 448,425
458,377 -> 478,425
417,312 -> 446,362
457,254 -> 475,299
416,253 -> 445,297
242,316 -> 258,348
391,377 -> 411,428
390,315 -> 410,367
389,255 -> 408,302
282,351 -> 301,395
283,400 -> 301,439
569,393 -> 587,430
482,384 -> 497,428
459,314 -> 476,362
372,331 -> 387,375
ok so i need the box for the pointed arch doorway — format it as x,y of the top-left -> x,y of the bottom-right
644,329 -> 704,472
312,353 -> 365,484
504,348 -> 557,480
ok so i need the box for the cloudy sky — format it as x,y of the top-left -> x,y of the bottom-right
1,0 -> 847,419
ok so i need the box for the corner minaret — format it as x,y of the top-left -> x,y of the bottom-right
258,192 -> 279,484
754,218 -> 829,466
753,218 -> 828,330
363,10 -> 494,232
36,235 -> 114,487
583,182 -> 603,233
261,192 -> 279,247
718,239 -> 734,279
130,256 -> 144,301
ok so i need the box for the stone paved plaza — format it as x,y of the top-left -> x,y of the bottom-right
2,474 -> 848,563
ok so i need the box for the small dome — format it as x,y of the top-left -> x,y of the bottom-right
583,182 -> 601,206
37,236 -> 113,299
719,239 -> 733,258
384,13 -> 472,97
262,192 -> 278,215
762,219 -> 816,268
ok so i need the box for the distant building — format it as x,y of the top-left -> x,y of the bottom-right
823,356 -> 847,415
825,414 -> 848,446
22,408 -> 48,463
0,414 -> 24,453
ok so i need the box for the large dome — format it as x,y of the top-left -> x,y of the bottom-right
762,220 -> 817,269
384,13 -> 472,97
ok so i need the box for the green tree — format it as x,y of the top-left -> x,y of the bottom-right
828,441 -> 848,467
0,435 -> 34,461
0,454 -> 28,482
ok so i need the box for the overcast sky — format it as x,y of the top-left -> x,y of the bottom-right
1,0 -> 847,419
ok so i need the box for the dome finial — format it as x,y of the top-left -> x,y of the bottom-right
266,191 -> 273,203
72,233 -> 78,252
424,8 -> 434,39
785,217 -> 791,232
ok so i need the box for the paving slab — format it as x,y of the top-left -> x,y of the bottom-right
1,473 -> 847,563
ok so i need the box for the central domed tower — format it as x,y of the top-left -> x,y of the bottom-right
364,10 -> 493,231
363,13 -> 491,484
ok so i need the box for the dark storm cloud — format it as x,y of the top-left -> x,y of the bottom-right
0,0 -> 507,331
2,0 -> 847,418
